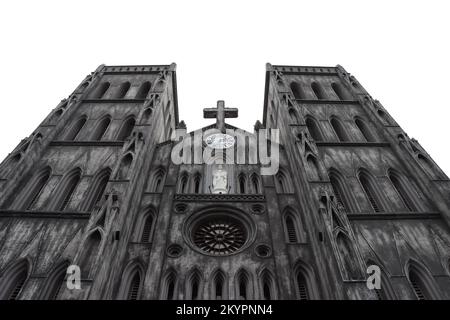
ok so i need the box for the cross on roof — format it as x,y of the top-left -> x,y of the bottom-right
203,100 -> 238,133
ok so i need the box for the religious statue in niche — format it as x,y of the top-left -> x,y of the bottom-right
212,164 -> 228,194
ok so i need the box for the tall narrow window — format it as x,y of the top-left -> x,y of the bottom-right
115,81 -> 131,99
355,118 -> 376,142
135,81 -> 151,99
23,167 -> 51,210
150,168 -> 165,192
141,213 -> 154,243
330,117 -> 350,142
54,169 -> 82,211
116,117 -> 136,141
275,169 -> 293,193
294,262 -> 317,300
84,168 -> 111,211
358,170 -> 383,213
388,171 -> 415,211
212,270 -> 226,300
311,82 -> 326,100
162,270 -> 177,300
409,270 -> 427,300
127,271 -> 141,300
290,82 -> 306,99
178,173 -> 189,193
251,173 -> 260,194
186,270 -> 202,300
328,170 -> 351,211
79,230 -> 101,276
65,116 -> 87,141
296,271 -> 310,300
91,116 -> 111,141
238,173 -> 246,194
193,174 -> 202,194
285,215 -> 298,243
260,270 -> 276,300
331,82 -> 348,100
305,116 -> 323,141
0,261 -> 29,300
236,269 -> 251,300
41,261 -> 69,300
93,82 -> 110,99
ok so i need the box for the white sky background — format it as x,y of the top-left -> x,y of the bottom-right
0,0 -> 449,175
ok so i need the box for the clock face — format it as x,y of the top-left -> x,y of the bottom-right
205,133 -> 235,149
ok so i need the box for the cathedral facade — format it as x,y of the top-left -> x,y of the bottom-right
0,63 -> 449,300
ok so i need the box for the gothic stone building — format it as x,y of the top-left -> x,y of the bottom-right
0,63 -> 449,300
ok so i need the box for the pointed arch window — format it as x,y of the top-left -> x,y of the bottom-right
330,117 -> 350,142
212,270 -> 227,300
294,261 -> 318,300
54,168 -> 82,211
135,81 -> 151,99
251,173 -> 261,194
296,270 -> 309,300
150,168 -> 165,192
328,169 -> 351,212
79,230 -> 102,276
285,214 -> 299,243
406,261 -> 440,300
290,82 -> 306,100
275,169 -> 293,193
161,269 -> 177,300
41,261 -> 70,300
193,173 -> 202,194
388,170 -> 416,211
64,116 -> 87,141
186,270 -> 202,300
260,270 -> 276,300
127,271 -> 142,300
358,170 -> 383,213
178,173 -> 189,194
140,209 -> 155,243
84,168 -> 111,211
236,269 -> 252,300
355,118 -> 376,142
115,81 -> 131,99
311,82 -> 326,100
238,173 -> 247,194
116,117 -> 136,141
91,116 -> 111,141
22,167 -> 52,210
93,82 -> 110,99
0,260 -> 29,300
331,82 -> 348,100
305,116 -> 323,141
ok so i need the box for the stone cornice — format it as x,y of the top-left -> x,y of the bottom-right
0,209 -> 91,219
347,212 -> 441,221
174,194 -> 266,202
